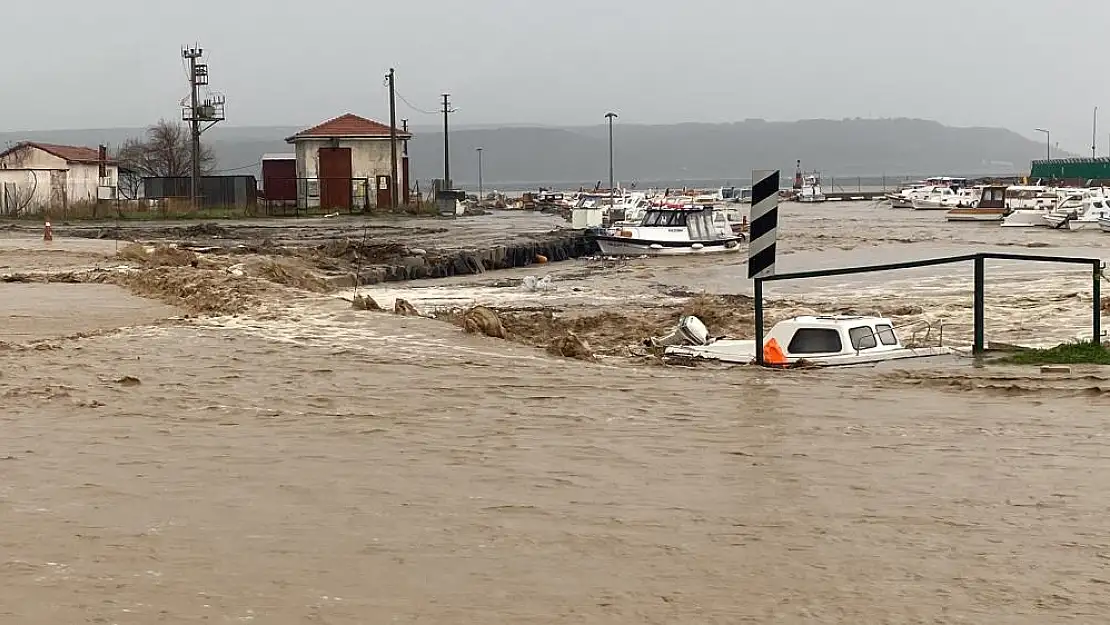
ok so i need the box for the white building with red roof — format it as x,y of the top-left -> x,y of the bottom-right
285,113 -> 411,210
0,142 -> 118,216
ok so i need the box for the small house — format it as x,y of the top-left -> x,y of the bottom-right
0,142 -> 118,215
285,113 -> 411,210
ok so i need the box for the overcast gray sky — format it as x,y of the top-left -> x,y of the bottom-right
5,0 -> 1109,153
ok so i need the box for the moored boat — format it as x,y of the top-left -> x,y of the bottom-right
946,185 -> 1008,222
594,205 -> 744,256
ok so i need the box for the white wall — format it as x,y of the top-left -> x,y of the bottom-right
293,138 -> 407,208
0,145 -> 120,215
0,169 -> 54,215
66,162 -> 119,204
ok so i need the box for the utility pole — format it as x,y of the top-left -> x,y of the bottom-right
1035,128 -> 1050,162
442,94 -> 456,189
387,68 -> 398,210
476,147 -> 484,201
183,47 -> 203,209
1094,106 -> 1099,159
605,112 -> 618,209
181,46 -> 225,209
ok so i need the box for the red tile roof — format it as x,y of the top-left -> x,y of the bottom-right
286,113 -> 412,142
0,141 -> 115,165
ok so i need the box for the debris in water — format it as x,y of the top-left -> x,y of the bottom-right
114,376 -> 142,387
1041,365 -> 1073,374
548,332 -> 595,361
522,275 -> 554,292
463,306 -> 506,339
394,298 -> 420,317
352,294 -> 383,311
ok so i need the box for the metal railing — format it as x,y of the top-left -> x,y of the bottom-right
753,252 -> 1104,365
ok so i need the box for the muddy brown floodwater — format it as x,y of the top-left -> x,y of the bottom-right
3,204 -> 1110,623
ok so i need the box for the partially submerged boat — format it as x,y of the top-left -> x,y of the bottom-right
594,205 -> 744,256
664,315 -> 951,367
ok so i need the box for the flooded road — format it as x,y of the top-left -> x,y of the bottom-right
3,204 -> 1110,623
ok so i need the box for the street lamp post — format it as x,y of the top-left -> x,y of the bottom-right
476,147 -> 484,202
1035,128 -> 1051,161
605,112 -> 618,209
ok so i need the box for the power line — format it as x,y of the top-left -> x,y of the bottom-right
394,90 -> 439,116
214,160 -> 261,173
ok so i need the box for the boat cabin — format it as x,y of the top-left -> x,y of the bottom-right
662,314 -> 951,367
976,185 -> 1007,209
765,316 -> 905,360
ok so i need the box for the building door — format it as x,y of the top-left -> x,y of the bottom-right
376,175 -> 392,208
318,147 -> 352,210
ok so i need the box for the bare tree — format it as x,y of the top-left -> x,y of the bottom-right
115,119 -> 217,198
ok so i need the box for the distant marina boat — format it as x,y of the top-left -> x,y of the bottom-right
796,174 -> 826,203
594,205 -> 743,256
888,177 -> 969,209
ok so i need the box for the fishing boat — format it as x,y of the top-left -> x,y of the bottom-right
664,315 -> 951,368
945,185 -> 1008,222
594,205 -> 743,256
796,174 -> 826,203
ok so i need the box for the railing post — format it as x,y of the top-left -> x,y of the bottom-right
973,255 -> 986,354
1094,261 -> 1103,345
754,278 -> 765,366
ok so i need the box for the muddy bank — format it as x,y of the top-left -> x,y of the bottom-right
8,213 -> 599,285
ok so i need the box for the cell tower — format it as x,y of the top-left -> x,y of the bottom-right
182,46 -> 226,208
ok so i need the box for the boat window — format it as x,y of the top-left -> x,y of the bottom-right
875,324 -> 898,346
849,326 -> 878,350
787,329 -> 843,354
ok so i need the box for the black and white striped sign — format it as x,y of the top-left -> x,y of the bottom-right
748,170 -> 779,279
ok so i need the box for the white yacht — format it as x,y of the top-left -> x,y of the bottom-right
911,185 -> 976,210
890,177 -> 968,209
594,206 -> 744,256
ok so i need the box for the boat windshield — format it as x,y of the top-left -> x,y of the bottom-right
642,210 -> 694,227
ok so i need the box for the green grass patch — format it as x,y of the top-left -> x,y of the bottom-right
995,342 -> 1110,365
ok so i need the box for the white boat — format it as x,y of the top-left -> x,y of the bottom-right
1002,209 -> 1050,227
664,315 -> 952,368
889,177 -> 969,209
946,185 -> 1008,222
796,174 -> 826,203
910,185 -> 975,210
595,205 -> 744,256
1043,192 -> 1110,230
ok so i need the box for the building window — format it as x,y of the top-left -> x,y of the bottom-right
787,328 -> 843,354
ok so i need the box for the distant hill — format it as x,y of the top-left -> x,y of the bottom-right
0,118 -> 1058,187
